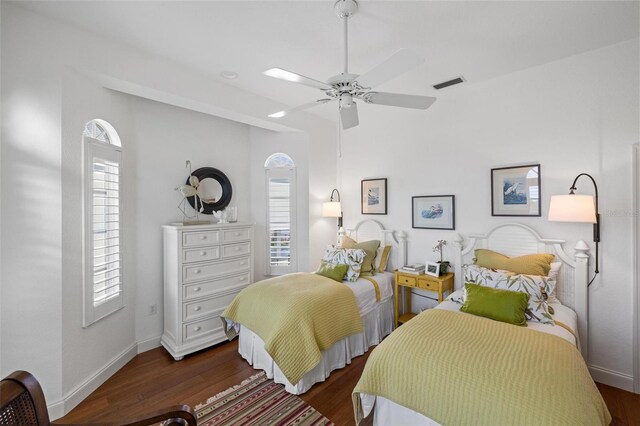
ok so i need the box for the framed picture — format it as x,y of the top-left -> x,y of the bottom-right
425,261 -> 440,277
361,178 -> 387,215
491,164 -> 541,216
412,195 -> 455,230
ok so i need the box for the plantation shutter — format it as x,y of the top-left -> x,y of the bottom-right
265,167 -> 296,275
84,137 -> 123,326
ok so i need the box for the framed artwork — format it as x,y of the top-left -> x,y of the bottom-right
361,178 -> 387,215
491,164 -> 541,216
412,195 -> 455,230
425,261 -> 440,277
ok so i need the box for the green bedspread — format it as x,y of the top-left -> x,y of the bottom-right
222,272 -> 363,384
353,309 -> 611,425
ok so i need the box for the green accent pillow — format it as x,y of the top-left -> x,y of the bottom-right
341,236 -> 380,274
460,283 -> 530,326
316,260 -> 349,282
474,249 -> 554,276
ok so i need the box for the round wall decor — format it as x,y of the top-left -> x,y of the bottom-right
186,167 -> 232,214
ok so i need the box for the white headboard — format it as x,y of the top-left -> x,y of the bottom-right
342,220 -> 407,272
451,223 -> 590,360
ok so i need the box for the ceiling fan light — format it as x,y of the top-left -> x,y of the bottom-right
340,93 -> 353,108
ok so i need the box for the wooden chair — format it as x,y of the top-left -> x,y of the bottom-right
0,371 -> 197,426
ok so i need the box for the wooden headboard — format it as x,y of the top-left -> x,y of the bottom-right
342,220 -> 407,272
451,223 -> 591,360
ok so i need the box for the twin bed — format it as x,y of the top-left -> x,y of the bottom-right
221,221 -> 610,425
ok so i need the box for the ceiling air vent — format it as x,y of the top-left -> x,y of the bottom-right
433,76 -> 465,90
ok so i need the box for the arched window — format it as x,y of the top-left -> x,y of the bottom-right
83,119 -> 123,326
265,153 -> 297,275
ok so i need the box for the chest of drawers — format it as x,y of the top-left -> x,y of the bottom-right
161,223 -> 253,360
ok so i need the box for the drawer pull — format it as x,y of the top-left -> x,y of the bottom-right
235,232 -> 241,236
194,306 -> 201,311
193,326 -> 201,332
200,235 -> 207,240
235,247 -> 241,251
194,287 -> 201,292
239,276 -> 246,281
200,251 -> 207,256
239,261 -> 247,266
194,269 -> 201,274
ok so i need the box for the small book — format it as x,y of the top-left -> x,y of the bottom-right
402,263 -> 425,271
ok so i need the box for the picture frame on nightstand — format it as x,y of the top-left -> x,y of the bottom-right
425,261 -> 440,277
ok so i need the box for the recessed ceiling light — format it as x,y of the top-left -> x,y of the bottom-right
220,71 -> 239,80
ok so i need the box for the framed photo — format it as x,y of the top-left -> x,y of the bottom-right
491,164 -> 541,216
412,195 -> 455,230
425,261 -> 440,277
361,178 -> 387,215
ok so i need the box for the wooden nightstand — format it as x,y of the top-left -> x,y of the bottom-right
394,270 -> 454,327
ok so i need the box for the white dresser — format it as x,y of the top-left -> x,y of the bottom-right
161,222 -> 254,360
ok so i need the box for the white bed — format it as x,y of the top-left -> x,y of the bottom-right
358,223 -> 592,425
237,220 -> 407,395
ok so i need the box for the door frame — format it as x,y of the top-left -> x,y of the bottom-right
633,142 -> 640,393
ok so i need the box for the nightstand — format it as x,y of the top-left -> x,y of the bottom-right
394,270 -> 454,327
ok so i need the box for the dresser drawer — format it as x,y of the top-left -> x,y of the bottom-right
221,242 -> 251,259
183,316 -> 223,343
417,278 -> 438,291
222,228 -> 251,243
397,275 -> 417,287
182,246 -> 220,264
183,291 -> 240,322
183,257 -> 251,283
183,272 -> 250,300
183,230 -> 220,247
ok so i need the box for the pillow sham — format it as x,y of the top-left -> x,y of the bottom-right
474,249 -> 555,276
341,236 -> 380,275
322,247 -> 366,282
460,264 -> 555,324
460,283 -> 529,326
315,260 -> 349,282
374,245 -> 392,273
547,262 -> 562,302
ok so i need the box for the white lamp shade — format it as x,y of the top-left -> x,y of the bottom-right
322,201 -> 342,217
548,194 -> 597,223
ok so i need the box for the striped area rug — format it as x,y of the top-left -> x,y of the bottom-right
195,372 -> 334,426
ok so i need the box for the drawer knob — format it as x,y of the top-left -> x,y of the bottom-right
200,235 -> 207,240
194,326 -> 201,332
194,269 -> 201,274
200,251 -> 207,256
239,276 -> 246,281
194,287 -> 201,292
194,306 -> 201,311
235,247 -> 241,251
240,261 -> 247,266
235,232 -> 241,236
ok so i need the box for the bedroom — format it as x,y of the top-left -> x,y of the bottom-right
1,0 -> 639,424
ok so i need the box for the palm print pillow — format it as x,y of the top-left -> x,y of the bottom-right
322,247 -> 366,282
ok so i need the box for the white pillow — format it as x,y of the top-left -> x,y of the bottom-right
547,262 -> 562,303
322,247 -> 366,282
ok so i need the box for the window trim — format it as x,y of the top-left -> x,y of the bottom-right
82,129 -> 124,327
265,160 -> 297,276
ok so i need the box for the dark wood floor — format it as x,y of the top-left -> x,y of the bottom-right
57,340 -> 640,425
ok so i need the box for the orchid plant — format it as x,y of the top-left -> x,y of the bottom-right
433,239 -> 447,263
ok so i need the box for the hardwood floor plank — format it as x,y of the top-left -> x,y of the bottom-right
56,341 -> 640,426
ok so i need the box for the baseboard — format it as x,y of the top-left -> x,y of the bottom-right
47,343 -> 138,420
137,335 -> 162,354
589,364 -> 635,392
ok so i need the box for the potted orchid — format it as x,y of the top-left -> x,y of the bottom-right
433,240 -> 449,275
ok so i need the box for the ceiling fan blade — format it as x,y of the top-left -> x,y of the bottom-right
340,101 -> 359,129
356,49 -> 424,89
268,99 -> 333,118
362,92 -> 436,109
263,68 -> 331,91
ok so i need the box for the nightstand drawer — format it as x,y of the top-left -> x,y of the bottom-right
417,279 -> 438,291
397,275 -> 417,286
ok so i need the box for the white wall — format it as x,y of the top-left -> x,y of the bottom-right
0,3 -> 337,418
339,38 -> 640,389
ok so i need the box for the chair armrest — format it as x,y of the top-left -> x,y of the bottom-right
53,404 -> 197,426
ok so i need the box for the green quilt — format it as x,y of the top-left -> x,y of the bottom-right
353,309 -> 610,425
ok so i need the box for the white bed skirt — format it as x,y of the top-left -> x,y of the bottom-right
237,296 -> 394,395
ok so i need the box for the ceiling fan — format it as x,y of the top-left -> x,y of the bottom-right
264,0 -> 436,129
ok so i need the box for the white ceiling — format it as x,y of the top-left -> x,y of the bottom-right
15,1 -> 640,121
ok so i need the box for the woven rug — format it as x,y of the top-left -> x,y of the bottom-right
195,372 -> 334,426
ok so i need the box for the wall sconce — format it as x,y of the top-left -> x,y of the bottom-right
322,189 -> 343,228
548,173 -> 600,283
